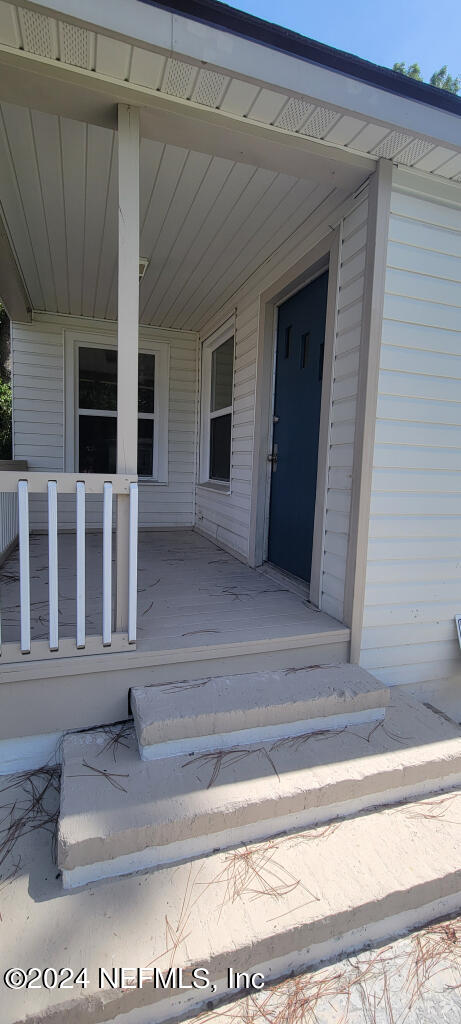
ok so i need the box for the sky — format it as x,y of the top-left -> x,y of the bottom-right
224,0 -> 460,84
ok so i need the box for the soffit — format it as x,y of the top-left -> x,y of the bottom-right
0,101 -> 347,329
0,2 -> 460,183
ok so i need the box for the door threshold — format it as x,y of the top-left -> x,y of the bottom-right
258,561 -> 311,602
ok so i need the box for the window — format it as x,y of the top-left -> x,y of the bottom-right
200,325 -> 234,486
73,339 -> 168,480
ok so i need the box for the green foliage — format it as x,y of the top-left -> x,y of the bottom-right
429,66 -> 461,94
393,62 -> 460,94
0,376 -> 12,459
393,62 -> 422,81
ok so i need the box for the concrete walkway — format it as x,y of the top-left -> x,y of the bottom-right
183,917 -> 461,1023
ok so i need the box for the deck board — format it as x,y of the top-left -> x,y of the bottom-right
0,529 -> 345,653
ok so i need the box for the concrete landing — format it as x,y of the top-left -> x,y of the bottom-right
5,783 -> 461,1024
58,696 -> 461,888
131,664 -> 389,759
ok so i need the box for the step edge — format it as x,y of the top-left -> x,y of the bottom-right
24,888 -> 461,1024
137,707 -> 386,760
59,765 -> 461,877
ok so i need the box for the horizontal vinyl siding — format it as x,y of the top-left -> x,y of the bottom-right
360,188 -> 461,687
321,196 -> 368,621
10,322 -> 197,531
12,324 -> 65,529
0,493 -> 18,558
139,334 -> 197,528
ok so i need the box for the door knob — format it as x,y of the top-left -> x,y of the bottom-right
267,443 -> 278,470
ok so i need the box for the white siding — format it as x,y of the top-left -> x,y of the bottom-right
360,187 -> 461,688
12,324 -> 64,469
196,187 -> 369,603
12,323 -> 64,529
0,493 -> 18,559
11,320 -> 197,531
139,332 -> 197,528
322,196 -> 368,621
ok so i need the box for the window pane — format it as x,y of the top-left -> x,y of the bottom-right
211,337 -> 234,412
79,347 -> 117,411
137,418 -> 154,476
138,353 -> 155,413
79,415 -> 116,473
210,413 -> 231,481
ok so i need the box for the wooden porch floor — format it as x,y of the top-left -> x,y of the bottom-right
1,529 -> 346,654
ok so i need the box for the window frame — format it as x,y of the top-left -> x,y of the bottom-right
199,319 -> 235,489
64,331 -> 169,482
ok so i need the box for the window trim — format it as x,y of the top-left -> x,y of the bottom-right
199,318 -> 235,488
64,331 -> 169,482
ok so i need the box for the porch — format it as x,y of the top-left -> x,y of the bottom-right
0,68 -> 366,716
0,528 -> 348,658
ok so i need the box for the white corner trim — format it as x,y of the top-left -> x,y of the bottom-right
310,225 -> 342,609
344,158 -> 393,657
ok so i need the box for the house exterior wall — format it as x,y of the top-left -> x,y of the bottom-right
196,186 -> 370,626
11,319 -> 198,530
359,182 -> 461,691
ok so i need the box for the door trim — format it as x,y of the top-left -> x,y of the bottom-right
249,227 -> 341,613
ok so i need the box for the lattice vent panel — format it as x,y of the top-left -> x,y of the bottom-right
193,70 -> 228,107
162,59 -> 197,98
275,98 -> 315,133
19,8 -> 56,58
396,138 -> 435,165
60,22 -> 89,69
301,106 -> 339,138
372,131 -> 414,159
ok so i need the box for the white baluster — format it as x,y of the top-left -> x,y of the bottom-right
102,482 -> 112,646
128,482 -> 138,644
48,481 -> 58,651
18,480 -> 30,654
76,482 -> 86,649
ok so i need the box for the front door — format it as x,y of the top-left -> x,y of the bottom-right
267,270 -> 329,583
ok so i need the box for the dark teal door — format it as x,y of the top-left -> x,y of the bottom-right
268,271 -> 329,582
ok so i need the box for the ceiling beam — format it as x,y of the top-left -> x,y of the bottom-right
0,210 -> 31,323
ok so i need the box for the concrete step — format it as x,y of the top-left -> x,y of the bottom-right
131,663 -> 389,759
20,786 -> 461,1024
58,696 -> 461,889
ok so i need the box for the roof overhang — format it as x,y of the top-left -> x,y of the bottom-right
16,0 -> 461,163
0,46 -> 373,190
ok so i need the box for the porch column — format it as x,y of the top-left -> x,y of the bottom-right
115,103 -> 140,632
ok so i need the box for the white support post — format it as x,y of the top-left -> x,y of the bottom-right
47,480 -> 59,651
128,482 -> 138,644
102,481 -> 113,646
18,480 -> 30,654
76,481 -> 86,649
116,103 -> 140,633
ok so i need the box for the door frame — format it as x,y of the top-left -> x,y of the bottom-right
248,227 -> 341,610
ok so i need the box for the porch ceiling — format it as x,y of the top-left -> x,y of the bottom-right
0,101 -> 349,331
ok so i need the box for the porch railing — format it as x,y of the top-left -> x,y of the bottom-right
0,472 -> 138,663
